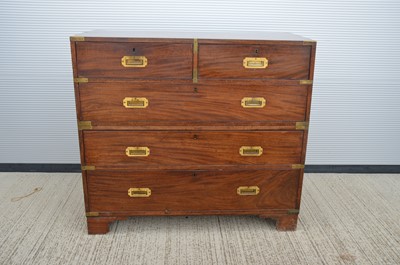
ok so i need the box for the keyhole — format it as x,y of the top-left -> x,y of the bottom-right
193,87 -> 198,93
132,48 -> 136,53
193,172 -> 197,177
255,49 -> 259,54
193,134 -> 198,140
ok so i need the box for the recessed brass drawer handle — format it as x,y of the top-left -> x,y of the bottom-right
123,97 -> 148,108
237,186 -> 260,196
239,146 -> 263,156
121,56 -> 148,67
125,147 -> 150,157
243,57 -> 268,69
241,97 -> 266,108
128,188 -> 151,197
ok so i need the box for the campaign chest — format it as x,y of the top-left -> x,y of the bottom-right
70,30 -> 316,234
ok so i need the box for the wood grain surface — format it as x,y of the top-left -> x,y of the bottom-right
79,81 -> 307,123
296,41 -> 317,209
86,170 -> 299,212
76,42 -> 193,79
199,44 -> 311,79
83,131 -> 303,170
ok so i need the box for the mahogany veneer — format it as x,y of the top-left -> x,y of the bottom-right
79,81 -> 308,123
199,44 -> 311,79
70,30 -> 316,234
87,170 -> 300,212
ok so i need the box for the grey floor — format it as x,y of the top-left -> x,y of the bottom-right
0,173 -> 399,265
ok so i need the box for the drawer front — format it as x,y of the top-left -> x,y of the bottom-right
79,82 -> 307,123
87,170 -> 299,212
199,44 -> 311,79
83,131 -> 303,169
76,42 -> 193,79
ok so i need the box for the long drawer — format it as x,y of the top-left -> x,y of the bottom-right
76,42 -> 193,79
87,170 -> 300,212
79,81 -> 308,124
83,131 -> 303,170
199,44 -> 311,79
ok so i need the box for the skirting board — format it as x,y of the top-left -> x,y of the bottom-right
0,164 -> 399,173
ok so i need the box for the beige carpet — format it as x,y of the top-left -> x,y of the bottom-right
0,173 -> 399,265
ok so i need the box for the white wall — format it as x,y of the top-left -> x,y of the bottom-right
1,0 -> 400,164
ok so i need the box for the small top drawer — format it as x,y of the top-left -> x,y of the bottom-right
199,44 -> 311,80
76,42 -> 193,79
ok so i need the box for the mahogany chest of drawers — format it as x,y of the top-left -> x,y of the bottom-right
70,30 -> 316,234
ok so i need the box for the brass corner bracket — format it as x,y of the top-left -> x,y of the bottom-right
287,209 -> 300,215
291,164 -> 305,170
78,121 -> 92,130
70,36 -> 85,42
86,212 -> 99,217
74,77 -> 88,83
296,121 -> 309,130
193,38 -> 198,83
193,38 -> 198,53
81,165 -> 95,171
299,80 -> 313,85
303,40 -> 316,45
